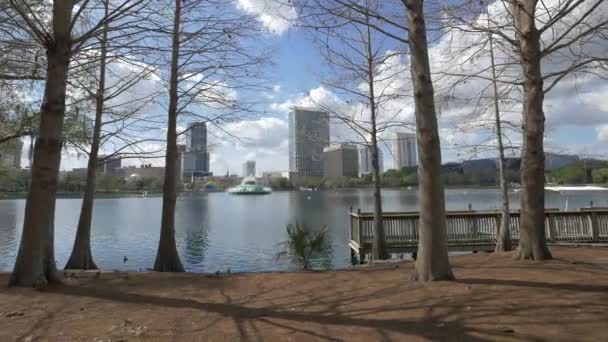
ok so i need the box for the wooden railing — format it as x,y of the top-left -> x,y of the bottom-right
348,208 -> 608,253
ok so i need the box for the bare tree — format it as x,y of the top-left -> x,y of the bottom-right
64,0 -> 161,270
507,0 -> 606,260
438,0 -> 607,259
297,0 -> 412,260
3,0 -> 147,287
487,23 -> 513,252
156,0 -> 185,272
435,2 -> 522,252
402,0 -> 454,281
151,0 -> 271,271
288,0 -> 454,277
510,0 -> 552,260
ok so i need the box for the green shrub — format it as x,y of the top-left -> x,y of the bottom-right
277,224 -> 332,270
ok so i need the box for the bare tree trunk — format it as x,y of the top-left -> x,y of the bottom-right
28,134 -> 34,169
488,25 -> 512,253
9,2 -> 73,287
511,0 -> 552,260
405,0 -> 454,281
370,140 -> 387,260
154,0 -> 184,272
364,18 -> 388,261
65,2 -> 110,270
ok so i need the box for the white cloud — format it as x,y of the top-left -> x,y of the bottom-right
432,0 -> 608,155
236,0 -> 296,34
208,117 -> 289,175
598,126 -> 608,142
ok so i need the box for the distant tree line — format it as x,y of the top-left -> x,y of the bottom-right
549,161 -> 608,185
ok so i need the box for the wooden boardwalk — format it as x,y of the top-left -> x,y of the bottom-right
348,208 -> 608,260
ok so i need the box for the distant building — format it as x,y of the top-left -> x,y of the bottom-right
96,155 -> 122,175
288,107 -> 330,178
545,153 -> 579,171
358,145 -> 384,177
117,165 -> 165,180
242,160 -> 256,177
323,144 -> 358,178
262,171 -> 283,185
392,132 -> 417,169
182,122 -> 211,181
177,144 -> 186,183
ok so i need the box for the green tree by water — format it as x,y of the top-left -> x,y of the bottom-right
551,161 -> 608,184
592,168 -> 608,184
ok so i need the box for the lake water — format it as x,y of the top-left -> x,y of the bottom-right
1,188 -> 606,273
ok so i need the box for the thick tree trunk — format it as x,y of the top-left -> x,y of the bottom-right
154,0 -> 184,272
9,2 -> 73,287
512,0 -> 552,260
365,20 -> 388,261
405,0 -> 454,281
371,142 -> 388,260
495,154 -> 512,252
65,4 -> 109,270
488,27 -> 512,253
28,134 -> 34,169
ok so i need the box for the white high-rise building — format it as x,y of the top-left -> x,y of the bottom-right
392,132 -> 417,169
288,107 -> 330,177
242,160 -> 256,177
358,145 -> 383,177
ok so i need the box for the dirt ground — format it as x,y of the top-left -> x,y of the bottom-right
1,247 -> 608,342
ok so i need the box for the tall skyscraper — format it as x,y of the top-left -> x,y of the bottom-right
392,132 -> 417,169
182,122 -> 211,180
358,145 -> 383,177
242,160 -> 256,177
323,144 -> 358,178
288,107 -> 330,177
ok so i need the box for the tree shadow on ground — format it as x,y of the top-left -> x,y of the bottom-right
48,283 -> 497,341
455,278 -> 608,293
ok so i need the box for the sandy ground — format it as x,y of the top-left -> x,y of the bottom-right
1,246 -> 608,342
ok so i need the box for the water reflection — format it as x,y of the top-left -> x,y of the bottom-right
0,200 -> 18,271
1,188 -> 607,273
395,189 -> 419,211
176,195 -> 210,270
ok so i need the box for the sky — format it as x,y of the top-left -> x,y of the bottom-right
34,0 -> 608,176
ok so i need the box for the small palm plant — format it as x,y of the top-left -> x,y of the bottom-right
277,224 -> 332,270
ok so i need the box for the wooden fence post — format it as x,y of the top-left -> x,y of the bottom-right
495,213 -> 501,239
357,208 -> 362,246
590,212 -> 600,241
546,214 -> 556,242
